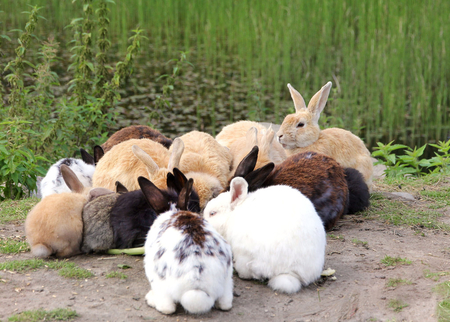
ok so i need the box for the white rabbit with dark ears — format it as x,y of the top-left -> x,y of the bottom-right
143,178 -> 233,314
204,177 -> 326,294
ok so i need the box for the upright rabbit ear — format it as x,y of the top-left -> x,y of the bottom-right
80,148 -> 95,165
132,145 -> 159,175
93,145 -> 105,164
233,146 -> 259,178
229,177 -> 248,211
177,178 -> 194,210
115,181 -> 129,194
167,168 -> 188,193
287,83 -> 307,113
245,162 -> 274,192
307,81 -> 332,123
167,137 -> 184,171
138,176 -> 170,213
60,164 -> 84,193
246,127 -> 258,147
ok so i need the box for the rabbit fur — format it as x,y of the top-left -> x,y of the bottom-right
216,120 -> 286,174
40,149 -> 97,199
26,165 -> 91,258
204,177 -> 326,294
277,82 -> 374,191
93,138 -> 184,191
110,169 -> 201,249
144,179 -> 233,315
102,125 -> 173,153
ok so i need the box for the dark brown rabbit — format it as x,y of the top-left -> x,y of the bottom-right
101,125 -> 173,154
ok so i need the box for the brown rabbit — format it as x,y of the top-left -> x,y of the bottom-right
101,125 -> 173,153
277,82 -> 373,191
25,165 -> 90,258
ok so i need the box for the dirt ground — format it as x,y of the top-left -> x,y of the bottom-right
1,175 -> 449,322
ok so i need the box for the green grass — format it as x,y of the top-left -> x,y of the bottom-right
351,238 -> 368,247
105,271 -> 128,279
381,255 -> 412,267
388,299 -> 409,313
365,193 -> 450,231
2,0 -> 450,145
0,197 -> 39,224
434,281 -> 450,322
386,278 -> 412,288
420,188 -> 450,209
8,308 -> 77,322
0,259 -> 94,279
0,238 -> 29,254
424,269 -> 450,282
328,233 -> 345,240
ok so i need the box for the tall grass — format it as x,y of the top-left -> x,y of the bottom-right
1,0 -> 449,147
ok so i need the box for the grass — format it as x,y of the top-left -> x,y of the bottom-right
328,233 -> 345,240
420,188 -> 450,209
8,308 -> 77,322
434,281 -> 450,322
0,259 -> 94,279
105,271 -> 128,279
2,0 -> 450,145
388,299 -> 409,313
424,269 -> 450,282
386,278 -> 412,288
0,197 -> 39,224
381,255 -> 412,267
365,192 -> 450,231
351,238 -> 368,247
0,238 -> 29,254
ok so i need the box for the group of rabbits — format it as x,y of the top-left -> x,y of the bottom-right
25,82 -> 373,314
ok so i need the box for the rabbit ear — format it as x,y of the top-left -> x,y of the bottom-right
246,127 -> 258,146
234,146 -> 259,178
132,145 -> 159,174
60,164 -> 84,193
167,168 -> 188,193
138,176 -> 169,213
260,129 -> 275,151
177,178 -> 194,210
167,137 -> 184,171
287,83 -> 307,112
93,145 -> 104,164
115,181 -> 129,193
307,81 -> 332,123
229,177 -> 248,211
245,162 -> 274,192
80,148 -> 95,165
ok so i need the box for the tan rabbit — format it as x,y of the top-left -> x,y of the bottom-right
277,82 -> 373,191
25,165 -> 90,258
216,120 -> 286,176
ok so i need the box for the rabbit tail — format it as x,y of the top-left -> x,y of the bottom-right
180,290 -> 214,314
31,243 -> 52,258
268,274 -> 301,294
344,168 -> 370,214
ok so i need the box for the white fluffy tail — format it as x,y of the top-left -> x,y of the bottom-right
180,290 -> 214,314
268,274 -> 301,294
31,244 -> 52,258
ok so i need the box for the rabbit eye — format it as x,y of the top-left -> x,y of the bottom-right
209,211 -> 217,217
297,122 -> 305,128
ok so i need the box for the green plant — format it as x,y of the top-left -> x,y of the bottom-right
0,238 -> 29,254
105,271 -> 128,279
351,238 -> 368,247
381,255 -> 412,267
388,299 -> 409,312
428,140 -> 450,173
0,197 -> 38,223
386,278 -> 412,288
424,269 -> 450,282
8,308 -> 77,322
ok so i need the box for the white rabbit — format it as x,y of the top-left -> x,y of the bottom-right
144,179 -> 233,315
203,177 -> 326,294
40,149 -> 97,199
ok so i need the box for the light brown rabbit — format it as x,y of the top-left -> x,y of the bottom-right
25,165 -> 90,258
216,120 -> 286,176
93,138 -> 184,191
277,82 -> 373,191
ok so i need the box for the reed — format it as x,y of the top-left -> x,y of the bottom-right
2,0 -> 449,147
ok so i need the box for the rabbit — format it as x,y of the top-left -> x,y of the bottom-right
228,147 -> 370,230
109,168 -> 201,249
276,82 -> 374,192
216,120 -> 286,174
144,178 -> 233,314
40,148 -> 99,199
101,125 -> 173,153
93,138 -> 184,191
204,177 -> 326,294
26,164 -> 91,258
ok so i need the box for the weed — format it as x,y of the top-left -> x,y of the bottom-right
351,238 -> 368,247
437,299 -> 450,322
328,234 -> 345,240
105,271 -> 128,279
386,278 -> 412,288
0,197 -> 38,223
8,308 -> 77,322
388,299 -> 409,312
424,269 -> 450,282
58,266 -> 94,279
381,256 -> 412,267
0,238 -> 29,254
